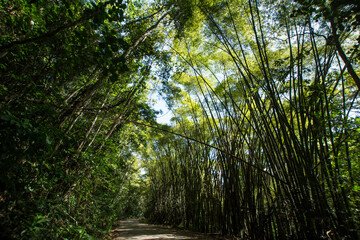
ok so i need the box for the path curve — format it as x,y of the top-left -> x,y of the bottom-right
110,219 -> 222,240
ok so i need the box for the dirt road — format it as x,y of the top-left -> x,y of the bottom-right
110,219 -> 222,240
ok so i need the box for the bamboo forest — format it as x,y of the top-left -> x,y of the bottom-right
1,0 -> 360,239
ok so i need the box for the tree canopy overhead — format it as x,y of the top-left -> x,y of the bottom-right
0,0 -> 359,239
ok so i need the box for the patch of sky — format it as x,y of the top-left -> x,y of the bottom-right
146,73 -> 174,125
147,90 -> 173,125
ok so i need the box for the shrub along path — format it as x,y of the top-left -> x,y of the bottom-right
109,219 -> 223,240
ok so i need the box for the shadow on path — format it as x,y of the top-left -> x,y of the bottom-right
110,219 -> 221,240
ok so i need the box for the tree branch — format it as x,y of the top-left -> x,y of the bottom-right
330,18 -> 360,90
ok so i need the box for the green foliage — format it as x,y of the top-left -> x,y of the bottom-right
143,0 -> 360,239
1,0 -> 359,239
0,0 -> 171,238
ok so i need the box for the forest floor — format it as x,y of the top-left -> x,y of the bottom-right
109,219 -> 225,240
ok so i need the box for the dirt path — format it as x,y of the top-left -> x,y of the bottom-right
110,219 -> 222,240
